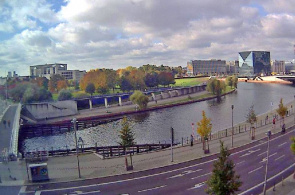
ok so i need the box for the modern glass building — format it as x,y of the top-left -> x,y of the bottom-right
238,51 -> 271,76
187,59 -> 227,75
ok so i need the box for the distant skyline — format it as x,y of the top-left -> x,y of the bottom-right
1,0 -> 295,76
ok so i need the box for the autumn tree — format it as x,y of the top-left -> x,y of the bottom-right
85,83 -> 95,96
105,69 -> 118,92
144,72 -> 159,88
206,141 -> 242,195
49,74 -> 65,92
128,69 -> 146,90
246,105 -> 257,140
197,110 -> 212,153
33,77 -> 49,90
276,98 -> 287,127
130,90 -> 149,110
57,80 -> 68,91
80,69 -> 108,92
158,71 -> 175,86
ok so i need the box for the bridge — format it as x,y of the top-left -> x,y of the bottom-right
276,75 -> 295,84
0,103 -> 21,160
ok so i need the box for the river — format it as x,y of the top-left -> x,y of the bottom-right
21,82 -> 295,152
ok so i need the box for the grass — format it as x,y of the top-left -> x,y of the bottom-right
171,77 -> 209,87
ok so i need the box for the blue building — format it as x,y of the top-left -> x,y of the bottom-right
238,51 -> 271,76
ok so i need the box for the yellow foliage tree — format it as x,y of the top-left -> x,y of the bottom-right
197,110 -> 212,151
276,98 -> 287,126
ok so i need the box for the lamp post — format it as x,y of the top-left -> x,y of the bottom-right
71,118 -> 81,178
294,95 -> 295,124
231,105 -> 234,147
263,130 -> 271,195
171,127 -> 174,162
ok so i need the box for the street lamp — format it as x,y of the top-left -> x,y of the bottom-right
231,105 -> 234,147
263,130 -> 271,195
71,118 -> 81,178
294,95 -> 295,124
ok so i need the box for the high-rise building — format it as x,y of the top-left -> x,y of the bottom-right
271,60 -> 285,74
30,63 -> 86,82
187,59 -> 227,75
238,51 -> 271,76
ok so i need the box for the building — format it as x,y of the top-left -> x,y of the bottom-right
285,61 -> 295,74
271,60 -> 285,74
226,60 -> 239,74
238,51 -> 271,76
30,63 -> 86,82
187,59 -> 227,75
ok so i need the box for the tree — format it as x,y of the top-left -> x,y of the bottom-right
57,80 -> 68,91
158,72 -> 175,86
246,105 -> 257,140
33,77 -> 49,90
130,90 -> 149,110
144,72 -> 159,88
85,83 -> 95,96
226,76 -> 233,89
119,116 -> 135,147
232,75 -> 238,89
276,98 -> 287,127
206,141 -> 242,195
49,74 -> 65,92
58,89 -> 72,101
197,110 -> 212,152
79,69 -> 108,92
120,76 -> 133,92
207,78 -> 226,102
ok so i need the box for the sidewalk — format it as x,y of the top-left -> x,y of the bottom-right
1,102 -> 295,188
265,174 -> 295,195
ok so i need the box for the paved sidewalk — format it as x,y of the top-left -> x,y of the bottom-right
1,101 -> 295,188
266,174 -> 295,195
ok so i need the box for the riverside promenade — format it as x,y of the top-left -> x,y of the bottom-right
1,99 -> 295,195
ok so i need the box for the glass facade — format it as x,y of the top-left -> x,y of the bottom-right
238,51 -> 271,76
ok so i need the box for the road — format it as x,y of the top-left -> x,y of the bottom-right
0,105 -> 18,158
19,128 -> 295,195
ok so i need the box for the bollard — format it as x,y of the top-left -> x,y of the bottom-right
187,137 -> 189,144
282,176 -> 284,186
273,182 -> 276,191
182,137 -> 183,146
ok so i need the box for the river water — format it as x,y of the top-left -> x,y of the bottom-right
21,82 -> 295,152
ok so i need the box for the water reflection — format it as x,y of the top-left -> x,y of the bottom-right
21,83 -> 295,152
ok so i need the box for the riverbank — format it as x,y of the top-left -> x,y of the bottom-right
41,88 -> 236,125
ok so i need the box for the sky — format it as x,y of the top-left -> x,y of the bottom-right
0,0 -> 295,76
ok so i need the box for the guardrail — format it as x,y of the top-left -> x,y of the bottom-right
9,103 -> 21,158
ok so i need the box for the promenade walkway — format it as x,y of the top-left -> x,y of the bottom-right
1,100 -> 295,194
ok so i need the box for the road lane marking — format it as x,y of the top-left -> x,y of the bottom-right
248,166 -> 263,174
258,151 -> 266,156
167,169 -> 202,179
278,142 -> 287,147
236,160 -> 245,166
191,172 -> 211,180
260,152 -> 278,163
239,163 -> 295,195
240,149 -> 261,157
34,130 -> 295,194
275,155 -> 285,161
79,190 -> 101,194
19,186 -> 27,194
138,185 -> 167,193
187,182 -> 206,190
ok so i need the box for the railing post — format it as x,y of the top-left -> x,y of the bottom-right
239,126 -> 240,133
226,129 -> 227,137
110,147 -> 113,156
182,137 -> 183,146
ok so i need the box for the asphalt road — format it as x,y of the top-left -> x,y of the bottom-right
18,127 -> 295,195
0,105 -> 17,156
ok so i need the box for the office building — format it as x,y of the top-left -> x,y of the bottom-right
271,60 -> 285,74
30,63 -> 86,82
187,59 -> 227,75
238,51 -> 271,76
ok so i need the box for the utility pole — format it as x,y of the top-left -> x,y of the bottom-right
231,105 -> 234,147
171,127 -> 174,162
263,130 -> 271,195
72,118 -> 81,178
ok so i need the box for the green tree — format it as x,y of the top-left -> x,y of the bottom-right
197,110 -> 212,152
206,141 -> 242,195
130,90 -> 149,110
246,105 -> 257,140
120,76 -> 133,92
85,83 -> 95,96
58,89 -> 72,101
49,74 -> 65,92
207,78 -> 226,101
119,116 -> 135,147
226,76 -> 233,88
276,98 -> 287,127
232,75 -> 238,89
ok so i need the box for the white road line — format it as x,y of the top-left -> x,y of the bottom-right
187,182 -> 206,190
138,185 -> 167,193
80,190 -> 101,194
35,191 -> 41,195
278,142 -> 287,147
240,149 -> 261,157
248,166 -> 263,174
35,129 -> 295,194
167,169 -> 202,179
239,163 -> 295,195
258,151 -> 266,156
191,172 -> 211,180
275,155 -> 285,161
236,160 -> 245,165
19,186 -> 27,194
269,152 -> 277,158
